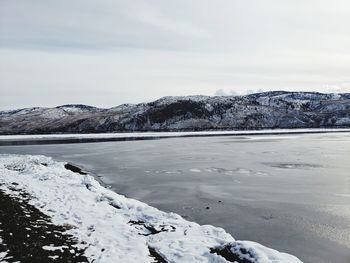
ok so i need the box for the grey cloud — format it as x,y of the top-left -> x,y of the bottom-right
1,0 -> 349,53
0,0 -> 212,51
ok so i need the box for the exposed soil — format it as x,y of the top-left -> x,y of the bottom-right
0,185 -> 88,263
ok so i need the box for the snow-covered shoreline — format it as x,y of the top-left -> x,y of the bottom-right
1,128 -> 350,143
0,154 -> 302,262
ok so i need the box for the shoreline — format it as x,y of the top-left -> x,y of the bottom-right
0,154 -> 302,263
64,162 -> 110,189
0,128 -> 350,146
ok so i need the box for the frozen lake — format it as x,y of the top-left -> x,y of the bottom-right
1,132 -> 350,263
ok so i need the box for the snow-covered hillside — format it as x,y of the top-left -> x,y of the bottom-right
1,91 -> 350,134
0,154 -> 302,263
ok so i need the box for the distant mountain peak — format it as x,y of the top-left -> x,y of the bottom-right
55,104 -> 99,110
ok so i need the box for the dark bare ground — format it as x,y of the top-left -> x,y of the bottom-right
0,185 -> 88,263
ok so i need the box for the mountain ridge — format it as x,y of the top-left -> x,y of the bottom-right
1,91 -> 350,135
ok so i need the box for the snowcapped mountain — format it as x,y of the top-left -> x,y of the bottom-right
1,91 -> 350,134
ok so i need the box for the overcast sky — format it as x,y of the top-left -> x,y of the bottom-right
1,0 -> 350,110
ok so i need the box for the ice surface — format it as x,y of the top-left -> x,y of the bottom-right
1,128 -> 350,142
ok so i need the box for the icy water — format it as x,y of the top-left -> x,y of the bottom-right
1,133 -> 350,263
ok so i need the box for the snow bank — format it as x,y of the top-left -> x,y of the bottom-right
0,155 -> 302,263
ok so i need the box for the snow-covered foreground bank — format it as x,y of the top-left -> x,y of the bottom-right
0,155 -> 302,263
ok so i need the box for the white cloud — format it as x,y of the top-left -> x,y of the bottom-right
325,82 -> 350,93
214,89 -> 239,96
